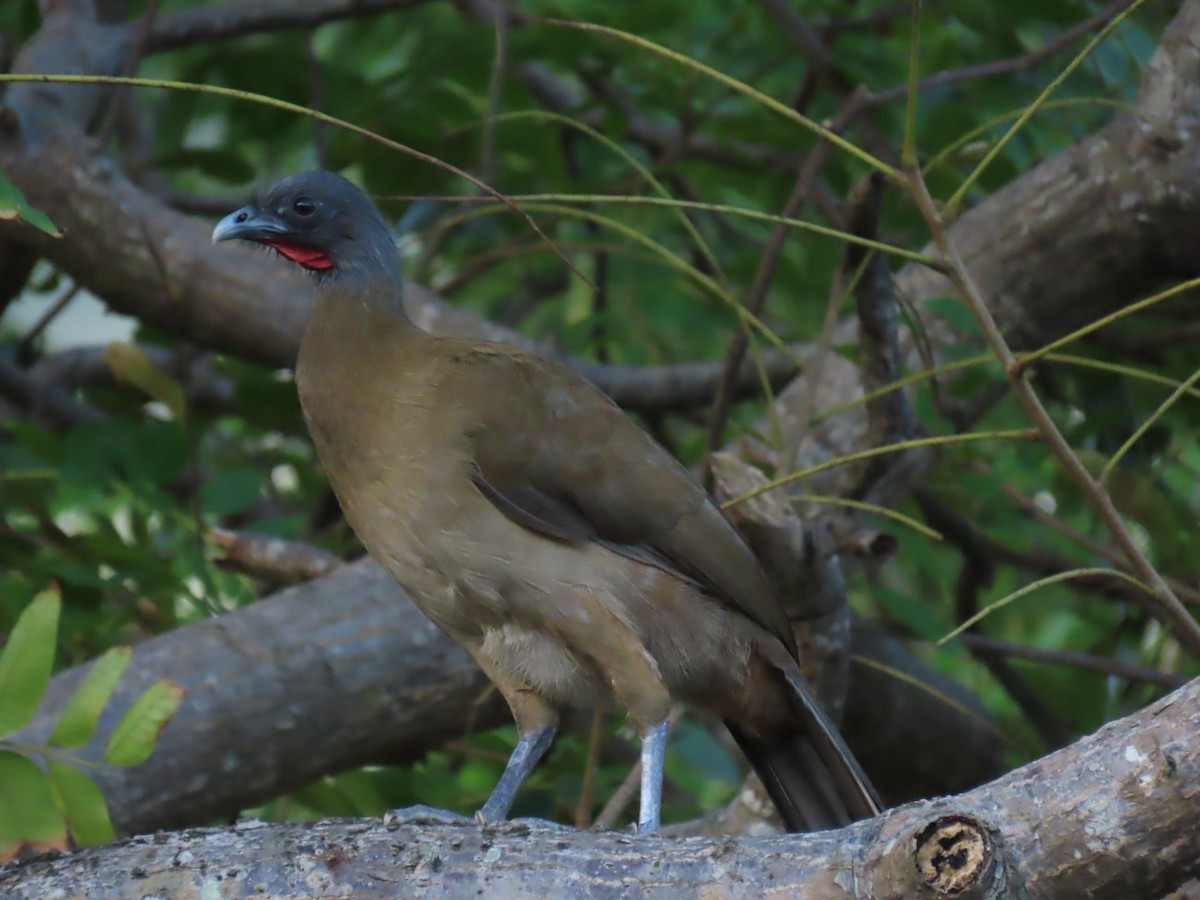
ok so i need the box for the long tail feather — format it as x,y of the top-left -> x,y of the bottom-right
726,668 -> 881,832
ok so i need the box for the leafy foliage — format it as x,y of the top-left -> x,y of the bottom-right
0,0 -> 1197,841
0,588 -> 182,856
0,171 -> 58,238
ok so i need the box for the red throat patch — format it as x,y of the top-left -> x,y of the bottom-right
262,239 -> 334,270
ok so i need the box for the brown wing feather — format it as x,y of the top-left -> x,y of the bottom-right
451,347 -> 797,656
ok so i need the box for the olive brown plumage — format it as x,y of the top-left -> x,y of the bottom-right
213,171 -> 881,833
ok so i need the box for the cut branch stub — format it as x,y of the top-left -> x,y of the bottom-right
914,814 -> 997,897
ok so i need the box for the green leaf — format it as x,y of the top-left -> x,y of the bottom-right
0,586 -> 62,735
49,646 -> 132,749
47,761 -> 115,847
0,172 -> 60,237
200,467 -> 266,517
102,342 -> 188,423
103,680 -> 183,767
924,295 -> 983,338
0,751 -> 67,853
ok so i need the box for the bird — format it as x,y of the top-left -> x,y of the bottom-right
212,171 -> 881,834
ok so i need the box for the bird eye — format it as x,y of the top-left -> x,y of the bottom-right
292,196 -> 317,216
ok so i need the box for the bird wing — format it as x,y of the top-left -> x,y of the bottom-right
450,345 -> 797,656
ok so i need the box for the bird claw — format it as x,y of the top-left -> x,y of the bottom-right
383,805 -> 472,830
474,809 -> 566,833
505,816 -> 569,833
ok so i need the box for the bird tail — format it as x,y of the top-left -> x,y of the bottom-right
726,668 -> 881,832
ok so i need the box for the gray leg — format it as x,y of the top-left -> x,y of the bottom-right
637,719 -> 670,834
476,725 -> 557,824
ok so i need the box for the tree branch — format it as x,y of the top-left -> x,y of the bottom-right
957,632 -> 1188,689
4,677 -> 1197,898
778,0 -> 1200,502
12,559 -> 507,836
866,0 -> 1137,108
12,556 -> 1001,836
144,0 -> 439,54
0,354 -> 107,428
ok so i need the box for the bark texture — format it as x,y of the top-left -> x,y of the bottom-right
3,678 -> 1197,899
13,556 -> 997,836
2,0 -> 1200,894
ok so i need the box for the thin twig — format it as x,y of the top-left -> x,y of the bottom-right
17,283 -> 80,360
305,31 -> 330,170
844,172 -> 917,498
703,91 -> 867,480
868,0 -> 1136,108
96,0 -> 162,141
0,356 -> 107,428
916,490 -> 1073,750
701,136 -> 827,475
145,0 -> 439,54
479,2 -> 508,187
209,527 -> 343,585
957,633 -> 1187,690
592,710 -> 681,831
591,760 -> 640,832
997,481 -> 1200,608
907,166 -> 1200,657
574,710 -> 605,829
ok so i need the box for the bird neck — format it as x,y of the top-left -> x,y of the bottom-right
313,265 -> 414,324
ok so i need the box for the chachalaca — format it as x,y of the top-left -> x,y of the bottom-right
213,171 -> 881,833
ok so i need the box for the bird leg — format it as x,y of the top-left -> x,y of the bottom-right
637,719 -> 670,834
476,724 -> 557,824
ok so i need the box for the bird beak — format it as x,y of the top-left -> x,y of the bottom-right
212,206 -> 288,244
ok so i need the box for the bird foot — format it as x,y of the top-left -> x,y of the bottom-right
383,805 -> 472,830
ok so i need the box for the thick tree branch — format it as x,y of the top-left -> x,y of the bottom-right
12,559 -> 508,836
778,0 -> 1200,499
0,128 -> 797,411
4,678 -> 1197,898
8,1 -> 1200,435
13,555 -> 1000,836
2,0 -> 1198,869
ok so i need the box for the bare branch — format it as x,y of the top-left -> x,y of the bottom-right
0,355 -> 107,428
845,172 -> 918,500
515,61 -> 806,172
910,164 -> 1200,656
867,0 -> 1137,108
12,559 -> 507,835
208,527 -> 343,586
702,95 -> 846,473
957,632 -> 1188,689
4,678 -> 1197,898
12,555 -> 1000,836
774,0 -> 1200,504
31,344 -> 237,414
1,126 -> 801,412
144,0 -> 439,54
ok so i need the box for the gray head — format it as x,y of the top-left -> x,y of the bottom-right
212,171 -> 403,291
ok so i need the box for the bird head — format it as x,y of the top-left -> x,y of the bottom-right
212,171 -> 401,286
